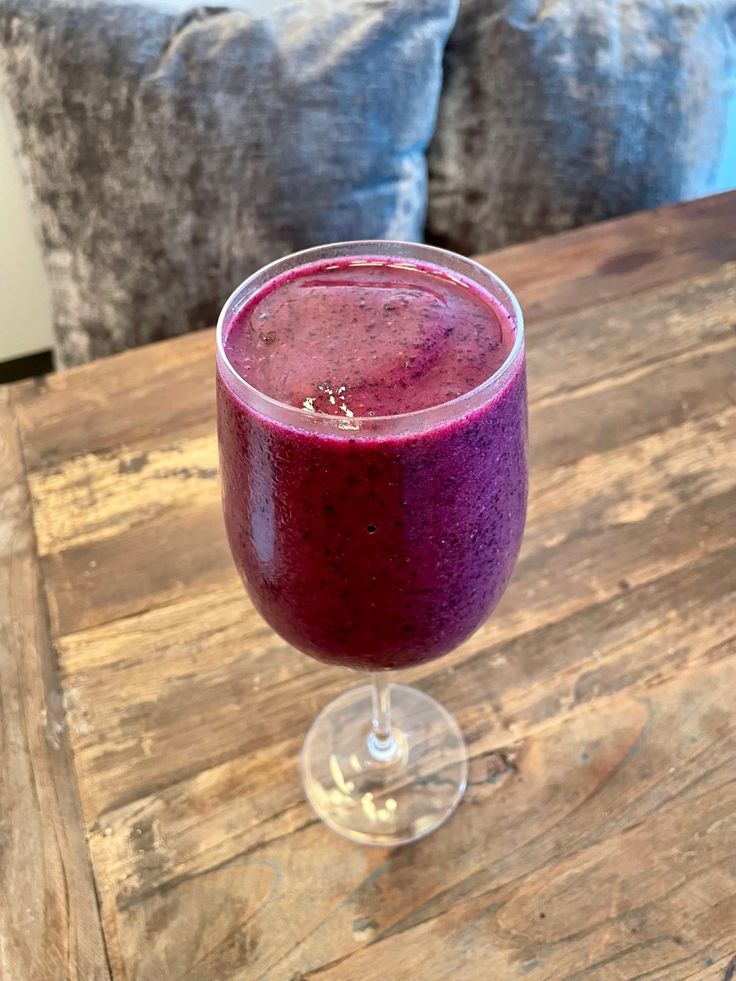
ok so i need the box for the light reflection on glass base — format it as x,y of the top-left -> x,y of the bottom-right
301,683 -> 468,846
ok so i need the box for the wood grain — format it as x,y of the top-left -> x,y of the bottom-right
12,191 -> 735,473
23,258 -> 736,641
51,404 -> 736,820
5,192 -> 736,979
89,657 -> 736,979
0,389 -> 110,979
478,189 -> 736,323
12,330 -> 215,473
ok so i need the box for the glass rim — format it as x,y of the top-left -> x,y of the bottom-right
216,240 -> 525,437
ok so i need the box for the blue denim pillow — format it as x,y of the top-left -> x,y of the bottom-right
0,0 -> 458,366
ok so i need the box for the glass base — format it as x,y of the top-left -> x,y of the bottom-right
301,683 -> 468,846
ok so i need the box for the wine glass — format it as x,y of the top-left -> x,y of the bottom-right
216,241 -> 527,846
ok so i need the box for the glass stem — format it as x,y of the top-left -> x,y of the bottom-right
368,673 -> 399,762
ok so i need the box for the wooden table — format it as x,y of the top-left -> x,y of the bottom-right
2,192 -> 735,981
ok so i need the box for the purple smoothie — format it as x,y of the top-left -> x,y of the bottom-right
217,255 -> 527,670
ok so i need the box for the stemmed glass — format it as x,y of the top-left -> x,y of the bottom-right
216,241 -> 527,846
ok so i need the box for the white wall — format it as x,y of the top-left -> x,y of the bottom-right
0,97 -> 53,362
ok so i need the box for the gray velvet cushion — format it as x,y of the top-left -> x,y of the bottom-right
428,0 -> 736,253
0,0 -> 458,367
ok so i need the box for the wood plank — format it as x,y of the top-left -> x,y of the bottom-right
91,656 -> 736,979
526,258 -> 736,404
479,189 -> 736,323
0,389 -> 110,980
13,192 -> 736,476
78,539 -> 736,912
8,193 -> 736,980
54,404 -> 736,818
13,329 -> 215,473
21,259 -> 736,639
27,260 -> 735,560
30,434 -> 218,557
